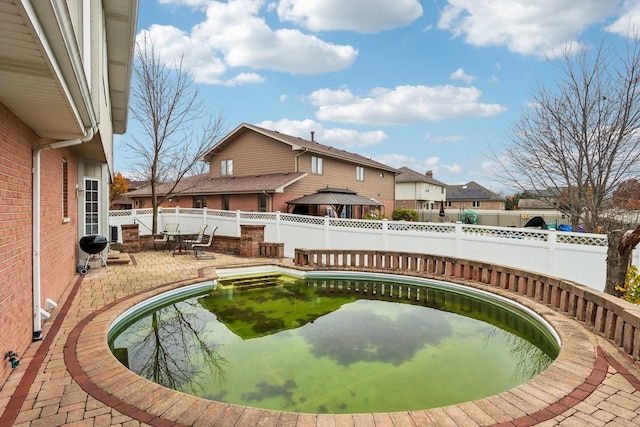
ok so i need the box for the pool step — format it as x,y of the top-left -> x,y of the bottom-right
219,274 -> 281,291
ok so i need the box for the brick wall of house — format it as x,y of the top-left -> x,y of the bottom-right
447,200 -> 505,210
0,104 -> 37,384
39,148 -> 79,302
0,103 -> 79,385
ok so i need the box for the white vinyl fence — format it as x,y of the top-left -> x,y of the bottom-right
108,207 -> 640,292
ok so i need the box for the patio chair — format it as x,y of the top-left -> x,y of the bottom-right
193,226 -> 217,259
154,223 -> 179,251
183,224 -> 208,252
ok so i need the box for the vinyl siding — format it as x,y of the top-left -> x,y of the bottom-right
209,131 -> 296,177
288,152 -> 394,201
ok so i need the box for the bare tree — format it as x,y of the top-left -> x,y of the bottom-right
493,34 -> 640,295
126,32 -> 226,233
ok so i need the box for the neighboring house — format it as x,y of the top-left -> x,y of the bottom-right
111,179 -> 148,210
446,182 -> 506,210
517,198 -> 558,210
395,167 -> 447,210
0,1 -> 137,387
125,123 -> 398,218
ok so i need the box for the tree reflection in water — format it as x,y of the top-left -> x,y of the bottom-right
122,300 -> 228,394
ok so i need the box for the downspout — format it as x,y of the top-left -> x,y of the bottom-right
294,148 -> 308,172
32,126 -> 94,341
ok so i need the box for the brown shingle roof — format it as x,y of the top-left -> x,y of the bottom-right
396,166 -> 447,186
204,123 -> 398,173
447,181 -> 503,201
124,172 -> 307,197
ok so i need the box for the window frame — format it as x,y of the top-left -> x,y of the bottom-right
356,166 -> 364,181
311,156 -> 323,174
220,159 -> 233,176
258,194 -> 267,212
84,178 -> 100,235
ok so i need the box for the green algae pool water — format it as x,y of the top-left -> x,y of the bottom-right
108,272 -> 559,414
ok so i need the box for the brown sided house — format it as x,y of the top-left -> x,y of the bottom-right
125,123 -> 398,218
0,1 -> 137,387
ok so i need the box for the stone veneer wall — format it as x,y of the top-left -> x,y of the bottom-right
294,248 -> 640,362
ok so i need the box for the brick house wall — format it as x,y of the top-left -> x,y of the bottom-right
0,104 -> 34,385
0,103 -> 79,385
447,200 -> 505,210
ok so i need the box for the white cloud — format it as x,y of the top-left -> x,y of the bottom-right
425,133 -> 465,144
140,0 -> 358,85
607,2 -> 640,35
256,119 -> 388,149
450,68 -> 476,83
137,25 -> 229,84
372,153 -> 460,178
277,0 -> 423,33
223,73 -> 266,86
310,85 -> 506,125
437,0 -> 618,57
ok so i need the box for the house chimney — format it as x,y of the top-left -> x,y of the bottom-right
425,170 -> 433,178
310,131 -> 315,142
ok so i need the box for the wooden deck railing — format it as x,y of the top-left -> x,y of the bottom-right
294,248 -> 640,362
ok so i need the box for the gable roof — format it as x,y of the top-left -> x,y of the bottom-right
124,172 -> 307,197
287,187 -> 383,206
396,166 -> 447,186
204,123 -> 398,173
447,181 -> 503,201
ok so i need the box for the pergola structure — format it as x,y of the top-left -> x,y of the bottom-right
287,187 -> 384,219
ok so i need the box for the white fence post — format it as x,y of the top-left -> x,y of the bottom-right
276,211 -> 281,242
235,210 -> 241,237
382,219 -> 388,250
454,222 -> 462,258
324,216 -> 330,249
547,230 -> 557,277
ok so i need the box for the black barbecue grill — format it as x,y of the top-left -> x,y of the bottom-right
78,235 -> 109,275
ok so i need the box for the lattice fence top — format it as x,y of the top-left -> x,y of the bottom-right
329,219 -> 384,229
280,214 -> 325,226
109,210 -> 132,217
462,226 -> 549,241
387,222 -> 456,233
557,233 -> 607,246
240,212 -> 278,221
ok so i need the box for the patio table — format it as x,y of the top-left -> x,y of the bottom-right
162,230 -> 197,256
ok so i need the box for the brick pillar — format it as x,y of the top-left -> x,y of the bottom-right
239,225 -> 264,257
121,224 -> 140,253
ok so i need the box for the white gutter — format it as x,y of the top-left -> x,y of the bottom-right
32,127 -> 94,341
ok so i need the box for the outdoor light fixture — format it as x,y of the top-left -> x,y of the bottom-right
76,183 -> 85,197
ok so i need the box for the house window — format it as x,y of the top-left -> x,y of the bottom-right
62,160 -> 69,220
441,187 -> 444,194
311,156 -> 323,174
220,159 -> 233,176
447,201 -> 452,207
356,166 -> 364,181
424,183 -> 430,192
193,196 -> 206,208
258,194 -> 267,212
222,194 -> 230,210
472,201 -> 481,208
84,178 -> 99,235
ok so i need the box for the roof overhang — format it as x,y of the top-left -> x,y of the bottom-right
0,1 -> 137,159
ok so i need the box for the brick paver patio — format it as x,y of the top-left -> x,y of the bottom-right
1,250 -> 640,426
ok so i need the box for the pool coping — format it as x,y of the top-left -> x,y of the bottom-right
64,265 -> 605,426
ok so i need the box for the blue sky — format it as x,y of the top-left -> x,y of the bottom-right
115,0 -> 640,195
